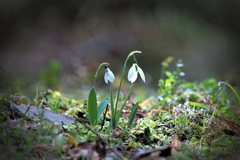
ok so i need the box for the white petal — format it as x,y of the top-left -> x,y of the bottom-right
177,63 -> 184,67
128,64 -> 136,81
137,65 -> 145,83
130,72 -> 138,83
107,68 -> 115,82
177,59 -> 184,67
104,72 -> 108,84
180,72 -> 185,76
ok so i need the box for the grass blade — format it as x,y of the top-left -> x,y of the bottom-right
88,87 -> 98,126
218,81 -> 240,104
127,101 -> 139,128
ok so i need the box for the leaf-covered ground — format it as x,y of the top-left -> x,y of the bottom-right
1,68 -> 240,159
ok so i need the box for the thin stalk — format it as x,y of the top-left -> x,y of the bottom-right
35,85 -> 38,103
161,66 -> 166,80
199,111 -> 206,148
110,83 -> 115,129
209,105 -> 217,125
203,111 -> 206,130
93,62 -> 109,88
199,136 -> 204,148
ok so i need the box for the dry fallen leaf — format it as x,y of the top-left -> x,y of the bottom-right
66,134 -> 78,147
139,97 -> 151,108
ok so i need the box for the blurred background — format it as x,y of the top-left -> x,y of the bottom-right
0,0 -> 240,98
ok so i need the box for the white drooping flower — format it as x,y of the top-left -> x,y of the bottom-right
180,72 -> 185,76
176,59 -> 184,68
128,63 -> 145,83
104,66 -> 115,84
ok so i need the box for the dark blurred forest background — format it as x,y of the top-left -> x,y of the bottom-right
0,0 -> 240,96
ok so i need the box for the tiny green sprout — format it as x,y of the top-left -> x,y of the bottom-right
128,58 -> 145,83
104,65 -> 115,84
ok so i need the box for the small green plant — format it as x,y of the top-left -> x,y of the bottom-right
35,89 -> 52,107
158,58 -> 186,106
1,53 -> 240,159
87,62 -> 110,126
87,51 -> 145,130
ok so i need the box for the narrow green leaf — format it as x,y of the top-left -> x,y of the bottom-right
127,101 -> 139,129
189,101 -> 208,108
218,81 -> 240,104
88,87 -> 98,126
115,84 -> 134,128
97,98 -> 109,119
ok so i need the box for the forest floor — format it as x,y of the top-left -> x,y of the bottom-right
1,65 -> 240,160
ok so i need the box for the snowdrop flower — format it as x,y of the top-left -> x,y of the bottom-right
128,63 -> 145,83
104,65 -> 115,84
180,72 -> 185,76
176,59 -> 184,68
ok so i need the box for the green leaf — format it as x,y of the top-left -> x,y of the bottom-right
127,101 -> 139,129
97,98 -> 109,119
158,79 -> 165,88
115,84 -> 134,129
88,87 -> 98,126
189,101 -> 208,108
165,71 -> 172,78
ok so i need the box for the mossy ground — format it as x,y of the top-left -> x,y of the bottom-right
1,58 -> 240,159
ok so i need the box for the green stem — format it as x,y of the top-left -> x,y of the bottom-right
35,85 -> 39,105
93,62 -> 109,88
202,111 -> 206,130
114,51 -> 141,111
161,66 -> 165,80
200,111 -> 206,148
110,83 -> 115,129
209,105 -> 217,125
199,136 -> 204,148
